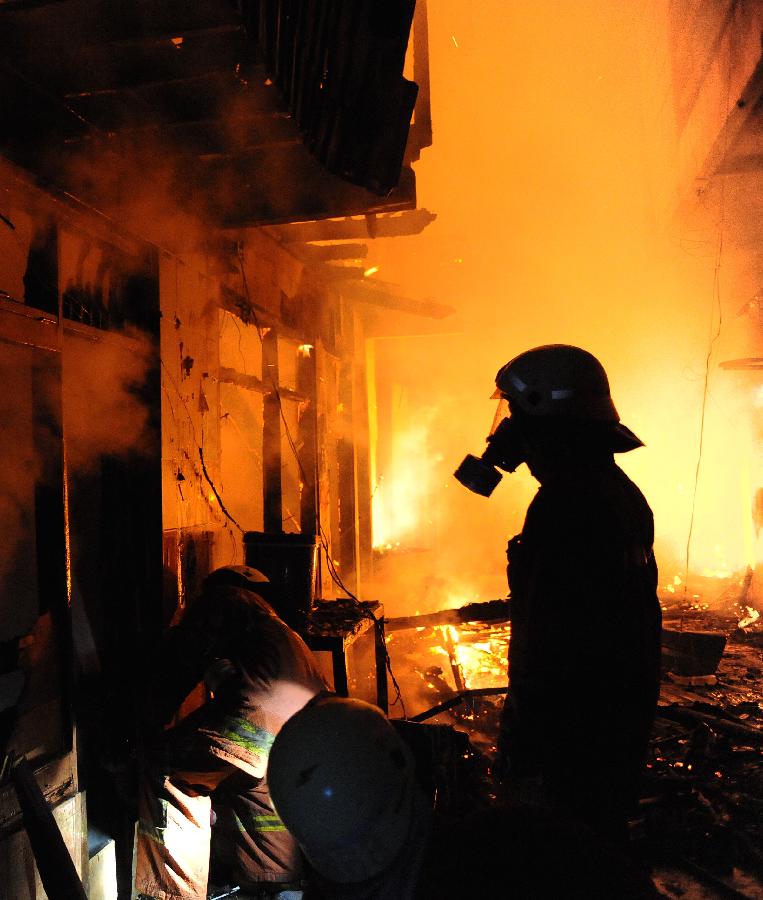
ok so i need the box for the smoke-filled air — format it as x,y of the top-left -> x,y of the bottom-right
363,1 -> 761,615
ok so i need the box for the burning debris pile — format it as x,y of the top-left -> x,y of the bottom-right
641,629 -> 763,899
381,581 -> 763,897
384,601 -> 510,759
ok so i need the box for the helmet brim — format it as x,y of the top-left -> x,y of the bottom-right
611,423 -> 644,453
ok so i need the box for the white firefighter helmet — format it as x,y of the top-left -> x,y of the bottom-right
495,344 -> 619,421
267,696 -> 422,884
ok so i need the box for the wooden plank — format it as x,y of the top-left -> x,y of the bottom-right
262,328 -> 282,533
343,280 -> 455,319
266,209 -> 437,244
0,753 -> 76,837
301,242 -> 369,262
218,365 -> 266,394
385,600 -> 511,633
297,350 -> 319,535
336,301 -> 359,594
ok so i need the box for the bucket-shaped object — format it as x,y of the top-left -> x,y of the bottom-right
244,531 -> 318,629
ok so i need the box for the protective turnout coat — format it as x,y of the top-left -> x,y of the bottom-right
501,459 -> 662,837
135,588 -> 326,900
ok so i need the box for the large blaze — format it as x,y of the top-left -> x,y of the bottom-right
363,2 -> 763,628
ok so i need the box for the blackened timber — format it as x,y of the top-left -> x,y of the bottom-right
64,115 -> 298,157
218,366 -> 266,394
385,600 -> 511,633
410,687 -> 509,724
301,243 -> 369,262
52,30 -> 248,98
344,281 -> 455,320
217,158 -> 417,229
658,704 -> 763,742
322,266 -> 366,281
219,285 -> 307,343
262,328 -> 282,533
352,315 -> 373,580
297,350 -> 319,535
219,365 -> 308,404
79,24 -> 244,50
267,209 -> 437,244
9,756 -> 87,900
336,303 -> 360,593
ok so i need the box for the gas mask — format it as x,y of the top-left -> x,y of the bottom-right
454,399 -> 530,496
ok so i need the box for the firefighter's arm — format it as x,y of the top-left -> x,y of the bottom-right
141,613 -> 212,730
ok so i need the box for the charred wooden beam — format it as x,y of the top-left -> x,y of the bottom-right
196,138 -> 302,162
8,755 -> 87,900
219,286 -> 305,342
336,311 -> 360,593
79,24 -> 244,50
262,327 -> 282,533
64,113 -> 297,156
343,280 -> 455,320
266,209 -> 436,244
321,266 -> 366,281
410,687 -> 508,724
385,600 -> 511,633
64,71 -> 239,101
658,704 -> 763,742
218,366 -> 266,394
300,243 -> 369,263
297,349 -> 319,534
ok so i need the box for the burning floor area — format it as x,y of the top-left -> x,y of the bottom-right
381,586 -> 763,899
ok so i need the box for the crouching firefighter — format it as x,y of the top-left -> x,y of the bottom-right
455,344 -> 662,844
134,566 -> 327,900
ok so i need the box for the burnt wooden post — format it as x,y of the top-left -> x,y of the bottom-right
337,303 -> 360,593
262,327 -> 282,533
297,347 -> 319,535
352,316 -> 373,580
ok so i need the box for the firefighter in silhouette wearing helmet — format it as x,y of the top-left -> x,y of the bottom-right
455,344 -> 662,844
134,565 -> 326,900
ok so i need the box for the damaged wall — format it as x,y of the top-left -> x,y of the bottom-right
0,165 -> 378,896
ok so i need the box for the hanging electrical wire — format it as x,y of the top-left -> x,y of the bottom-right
160,357 -> 244,533
681,34 -> 734,614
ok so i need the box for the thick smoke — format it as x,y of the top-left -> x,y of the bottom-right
0,327 -> 154,639
61,327 -> 154,472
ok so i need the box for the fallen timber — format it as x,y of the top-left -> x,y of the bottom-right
385,599 -> 511,633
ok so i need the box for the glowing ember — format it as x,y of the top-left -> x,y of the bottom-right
738,606 -> 761,629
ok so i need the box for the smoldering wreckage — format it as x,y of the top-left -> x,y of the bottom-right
1,2 -> 762,899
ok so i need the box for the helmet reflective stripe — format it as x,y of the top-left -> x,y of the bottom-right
495,344 -> 620,422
